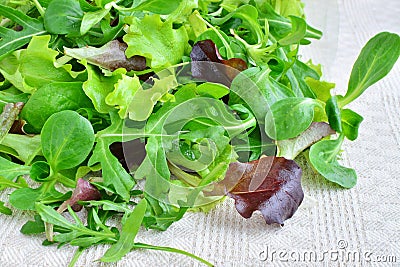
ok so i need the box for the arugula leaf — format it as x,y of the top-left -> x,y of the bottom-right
35,203 -> 115,242
0,175 -> 28,190
101,199 -> 147,262
288,59 -> 319,98
195,82 -> 229,99
89,112 -> 141,201
21,215 -> 46,234
41,110 -> 95,172
211,5 -> 264,44
339,32 -> 400,107
1,134 -> 41,164
278,16 -> 307,46
138,243 -> 214,265
256,2 -> 322,41
123,14 -> 189,69
9,187 -> 42,210
0,4 -> 46,58
0,156 -> 30,180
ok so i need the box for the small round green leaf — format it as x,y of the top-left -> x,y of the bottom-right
41,110 -> 95,172
309,137 -> 357,188
265,97 -> 320,140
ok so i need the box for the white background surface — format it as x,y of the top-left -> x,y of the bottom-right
1,0 -> 399,266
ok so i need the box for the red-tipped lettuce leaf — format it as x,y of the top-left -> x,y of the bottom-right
64,40 -> 147,72
190,40 -> 247,86
222,156 -> 303,225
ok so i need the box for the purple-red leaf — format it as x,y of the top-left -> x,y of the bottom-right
222,156 -> 303,225
65,178 -> 101,212
190,40 -> 247,86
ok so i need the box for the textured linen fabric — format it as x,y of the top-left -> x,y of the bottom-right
1,0 -> 399,266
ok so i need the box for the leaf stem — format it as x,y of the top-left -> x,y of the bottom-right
31,0 -> 45,17
132,242 -> 214,267
167,161 -> 201,187
68,247 -> 85,267
195,13 -> 234,59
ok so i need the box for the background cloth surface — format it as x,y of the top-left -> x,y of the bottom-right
0,0 -> 399,266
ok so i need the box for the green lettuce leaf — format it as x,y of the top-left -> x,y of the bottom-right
123,14 -> 189,69
105,74 -> 141,119
0,35 -> 79,93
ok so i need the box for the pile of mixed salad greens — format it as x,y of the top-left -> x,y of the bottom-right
0,0 -> 399,265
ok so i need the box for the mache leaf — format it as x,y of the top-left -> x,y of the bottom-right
41,110 -> 95,172
309,135 -> 357,188
340,32 -> 400,107
44,0 -> 84,35
21,82 -> 93,133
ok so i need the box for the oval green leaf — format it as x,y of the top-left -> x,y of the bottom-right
265,97 -> 321,140
309,136 -> 357,188
340,32 -> 400,106
41,110 -> 95,172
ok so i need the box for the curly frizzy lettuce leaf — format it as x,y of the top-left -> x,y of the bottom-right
128,74 -> 178,121
0,35 -> 79,93
105,74 -> 141,119
123,14 -> 189,69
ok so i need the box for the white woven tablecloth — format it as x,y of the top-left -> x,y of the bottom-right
1,0 -> 399,266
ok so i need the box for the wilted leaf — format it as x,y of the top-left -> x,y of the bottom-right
221,156 -> 303,225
